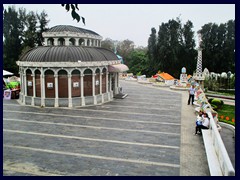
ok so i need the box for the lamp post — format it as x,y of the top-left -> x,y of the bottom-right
227,71 -> 231,90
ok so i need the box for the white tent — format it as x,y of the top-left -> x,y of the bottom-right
3,70 -> 13,76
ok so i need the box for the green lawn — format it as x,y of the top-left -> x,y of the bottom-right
216,104 -> 235,126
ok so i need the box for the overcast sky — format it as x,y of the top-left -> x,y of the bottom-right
4,4 -> 235,47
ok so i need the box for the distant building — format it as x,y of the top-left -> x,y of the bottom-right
155,72 -> 175,86
17,25 -> 128,108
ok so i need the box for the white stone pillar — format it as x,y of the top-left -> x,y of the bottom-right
19,69 -> 24,102
68,74 -> 72,108
92,73 -> 97,104
54,38 -> 58,46
44,38 -> 48,46
31,74 -> 36,106
65,38 -> 70,46
24,74 -> 27,96
114,73 -> 118,95
41,71 -> 45,107
75,38 -> 79,46
22,72 -> 26,104
100,72 -> 104,103
54,74 -> 59,107
109,73 -> 113,99
80,74 -> 85,106
85,39 -> 88,46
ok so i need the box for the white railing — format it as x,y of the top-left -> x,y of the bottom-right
206,111 -> 235,176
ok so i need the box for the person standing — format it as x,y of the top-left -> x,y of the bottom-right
188,84 -> 196,105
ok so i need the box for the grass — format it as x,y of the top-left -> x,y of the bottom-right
216,104 -> 235,126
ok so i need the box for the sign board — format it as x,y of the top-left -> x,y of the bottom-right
3,90 -> 11,100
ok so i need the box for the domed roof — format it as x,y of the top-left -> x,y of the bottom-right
46,25 -> 100,36
19,46 -> 119,62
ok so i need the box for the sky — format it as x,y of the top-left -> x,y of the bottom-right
3,4 -> 235,47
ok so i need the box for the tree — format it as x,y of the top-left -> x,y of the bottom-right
181,20 -> 197,75
199,20 -> 235,73
101,38 -> 115,51
127,49 -> 149,76
116,39 -> 135,66
147,28 -> 157,73
36,10 -> 49,46
3,6 -> 50,74
3,6 -> 23,74
148,17 -> 197,78
22,11 -> 38,48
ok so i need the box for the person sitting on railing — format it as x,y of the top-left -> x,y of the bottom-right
195,113 -> 210,135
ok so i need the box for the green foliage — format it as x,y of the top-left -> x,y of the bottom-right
61,4 -> 85,24
148,17 -> 197,78
210,104 -> 218,111
199,20 -> 235,73
5,81 -> 20,89
210,98 -> 224,110
3,5 -> 49,75
126,49 -> 150,76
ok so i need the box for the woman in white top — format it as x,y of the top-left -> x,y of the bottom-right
195,113 -> 209,135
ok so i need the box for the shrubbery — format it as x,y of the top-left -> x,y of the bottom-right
208,98 -> 224,110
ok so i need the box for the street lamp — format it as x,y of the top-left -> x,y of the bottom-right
227,71 -> 231,90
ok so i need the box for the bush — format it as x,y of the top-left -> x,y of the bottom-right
211,104 -> 218,110
210,98 -> 224,110
208,98 -> 213,104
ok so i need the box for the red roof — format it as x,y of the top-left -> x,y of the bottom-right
158,72 -> 175,80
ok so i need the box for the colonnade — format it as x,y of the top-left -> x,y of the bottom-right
19,67 -> 119,108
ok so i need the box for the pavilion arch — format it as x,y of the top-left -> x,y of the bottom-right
26,69 -> 33,96
58,38 -> 65,46
84,69 -> 92,96
102,68 -> 107,93
72,69 -> 81,97
69,38 -> 76,46
45,69 -> 55,98
47,38 -> 54,46
58,69 -> 68,98
35,69 -> 41,97
79,38 -> 84,46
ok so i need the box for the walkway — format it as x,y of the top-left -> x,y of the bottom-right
3,80 -> 234,176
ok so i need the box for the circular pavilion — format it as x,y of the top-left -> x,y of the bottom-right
17,25 -> 128,108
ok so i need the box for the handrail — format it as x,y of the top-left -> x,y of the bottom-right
195,87 -> 235,175
206,111 -> 235,176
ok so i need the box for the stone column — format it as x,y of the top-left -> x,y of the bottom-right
41,70 -> 45,107
75,38 -> 79,46
100,72 -> 104,103
44,38 -> 48,46
68,74 -> 72,108
92,73 -> 97,104
54,74 -> 59,107
80,74 -> 85,106
114,73 -> 118,95
106,72 -> 109,93
54,38 -> 58,46
22,72 -> 26,104
85,39 -> 88,46
109,73 -> 113,99
65,38 -> 70,46
31,74 -> 36,106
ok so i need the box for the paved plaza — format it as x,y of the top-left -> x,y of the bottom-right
3,80 -> 234,176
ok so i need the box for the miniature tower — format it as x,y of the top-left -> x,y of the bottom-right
193,33 -> 205,89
